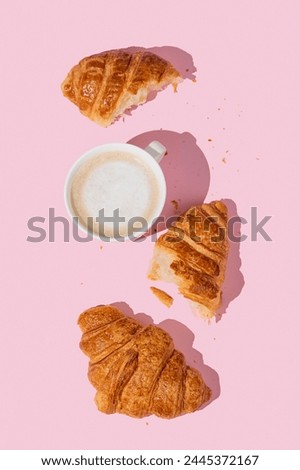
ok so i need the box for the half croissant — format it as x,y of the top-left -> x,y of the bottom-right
78,305 -> 211,419
148,201 -> 229,320
61,49 -> 182,127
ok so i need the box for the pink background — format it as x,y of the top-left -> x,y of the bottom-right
1,0 -> 300,450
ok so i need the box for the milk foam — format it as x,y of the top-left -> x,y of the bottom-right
70,151 -> 162,237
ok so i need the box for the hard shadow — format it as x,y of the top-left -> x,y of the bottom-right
128,130 -> 210,234
122,45 -> 196,80
111,302 -> 220,407
112,301 -> 154,328
159,319 -> 220,407
112,46 -> 196,122
215,198 -> 245,321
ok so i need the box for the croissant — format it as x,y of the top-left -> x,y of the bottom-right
61,49 -> 182,127
148,201 -> 229,320
78,305 -> 211,419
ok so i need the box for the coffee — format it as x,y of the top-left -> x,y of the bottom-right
70,151 -> 162,238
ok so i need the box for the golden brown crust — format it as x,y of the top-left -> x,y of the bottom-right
61,49 -> 181,126
148,201 -> 229,318
78,305 -> 211,419
150,286 -> 174,308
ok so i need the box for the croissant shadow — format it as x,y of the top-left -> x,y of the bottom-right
216,198 -> 245,321
128,130 -> 210,235
159,319 -> 220,408
112,301 -> 155,328
113,45 -> 196,123
112,302 -> 220,408
122,45 -> 196,81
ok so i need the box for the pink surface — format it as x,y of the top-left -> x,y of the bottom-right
1,0 -> 300,450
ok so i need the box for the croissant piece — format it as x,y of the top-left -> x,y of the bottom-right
150,286 -> 174,308
148,201 -> 229,320
78,305 -> 211,419
61,49 -> 182,127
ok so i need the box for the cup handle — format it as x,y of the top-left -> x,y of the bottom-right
144,141 -> 167,163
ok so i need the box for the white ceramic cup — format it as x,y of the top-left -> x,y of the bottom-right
64,141 -> 167,241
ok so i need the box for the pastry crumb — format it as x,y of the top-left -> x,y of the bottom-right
146,422 -> 149,426
222,157 -> 227,164
208,138 -> 212,142
171,199 -> 179,211
99,246 -> 103,250
150,287 -> 173,308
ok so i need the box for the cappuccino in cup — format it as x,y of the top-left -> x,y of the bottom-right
65,142 -> 167,240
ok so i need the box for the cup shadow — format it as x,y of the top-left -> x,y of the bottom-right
112,302 -> 220,407
128,130 -> 210,233
216,198 -> 245,321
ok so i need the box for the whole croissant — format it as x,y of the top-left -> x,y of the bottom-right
78,305 -> 211,419
149,201 -> 229,320
61,49 -> 182,127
